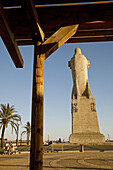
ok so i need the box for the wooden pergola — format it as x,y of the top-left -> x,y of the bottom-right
0,0 -> 113,169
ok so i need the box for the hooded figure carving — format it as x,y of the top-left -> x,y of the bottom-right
68,48 -> 93,99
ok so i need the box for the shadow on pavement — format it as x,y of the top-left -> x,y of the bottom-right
0,164 -> 29,167
43,165 -> 111,170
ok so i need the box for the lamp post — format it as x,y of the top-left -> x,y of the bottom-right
16,120 -> 20,146
20,132 -> 22,145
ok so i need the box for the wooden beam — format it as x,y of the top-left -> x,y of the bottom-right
30,42 -> 44,170
0,1 -> 23,68
79,22 -> 113,31
67,29 -> 113,43
38,25 -> 79,59
9,21 -> 113,42
2,0 -> 113,7
45,28 -> 113,38
17,34 -> 113,44
76,29 -> 113,37
23,0 -> 45,42
30,25 -> 78,169
67,35 -> 113,43
16,39 -> 35,45
16,27 -> 113,45
36,0 -> 113,6
36,1 -> 113,7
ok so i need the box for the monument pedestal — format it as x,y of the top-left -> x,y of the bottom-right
70,132 -> 105,144
69,97 -> 105,144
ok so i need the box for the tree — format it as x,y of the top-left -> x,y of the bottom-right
22,121 -> 31,145
0,104 -> 21,148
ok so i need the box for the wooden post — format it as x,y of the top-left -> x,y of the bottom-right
62,144 -> 63,152
30,42 -> 45,170
52,146 -> 54,152
29,25 -> 79,170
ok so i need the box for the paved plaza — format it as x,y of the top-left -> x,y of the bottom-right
0,151 -> 113,169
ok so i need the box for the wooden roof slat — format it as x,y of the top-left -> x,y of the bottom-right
76,29 -> 113,37
36,1 -> 113,7
0,1 -> 23,68
2,0 -> 112,7
68,29 -> 113,43
17,35 -> 113,45
11,22 -> 113,43
67,36 -> 113,43
16,27 -> 113,45
46,29 -> 113,37
79,22 -> 113,31
17,40 -> 35,45
35,0 -> 113,5
18,35 -> 113,45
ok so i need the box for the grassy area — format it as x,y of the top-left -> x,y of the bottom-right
0,148 -> 4,152
0,148 -> 6,154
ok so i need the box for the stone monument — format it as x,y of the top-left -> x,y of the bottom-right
68,48 -> 105,144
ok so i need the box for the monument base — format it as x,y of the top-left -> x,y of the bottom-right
70,97 -> 105,144
69,132 -> 105,144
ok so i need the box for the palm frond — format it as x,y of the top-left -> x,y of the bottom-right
10,110 -> 18,114
1,104 -> 6,110
10,105 -> 15,110
10,120 -> 18,127
0,105 -> 6,117
8,114 -> 21,119
21,131 -> 27,135
10,122 -> 17,134
0,111 -> 4,118
0,123 -> 3,130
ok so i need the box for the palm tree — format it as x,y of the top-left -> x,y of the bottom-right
22,121 -> 31,145
0,104 -> 21,148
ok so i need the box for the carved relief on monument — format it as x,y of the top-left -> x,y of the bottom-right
72,103 -> 78,112
90,103 -> 96,112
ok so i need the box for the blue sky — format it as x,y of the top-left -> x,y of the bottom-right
0,37 -> 113,141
